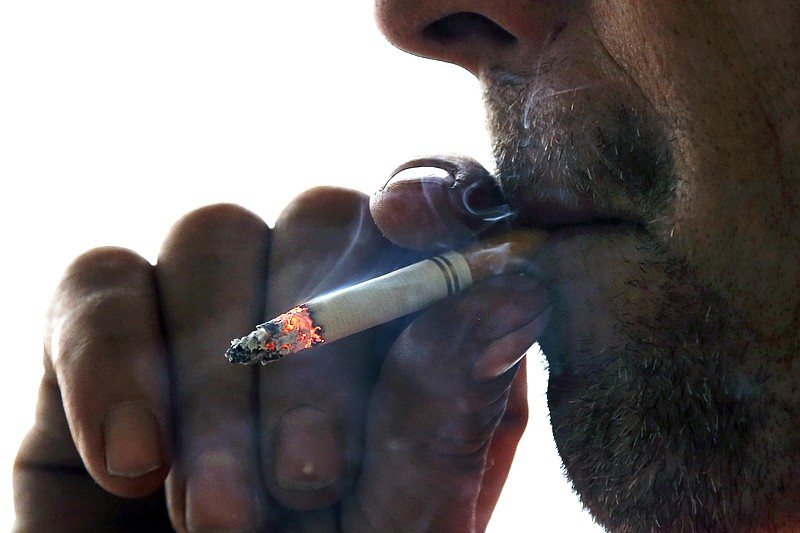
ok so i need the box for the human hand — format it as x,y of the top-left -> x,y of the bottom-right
14,157 -> 548,532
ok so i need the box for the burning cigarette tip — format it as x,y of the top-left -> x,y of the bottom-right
225,305 -> 325,365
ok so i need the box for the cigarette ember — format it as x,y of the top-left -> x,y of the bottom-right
225,228 -> 548,365
226,305 -> 324,364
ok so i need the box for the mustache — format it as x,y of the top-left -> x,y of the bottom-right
481,69 -> 677,226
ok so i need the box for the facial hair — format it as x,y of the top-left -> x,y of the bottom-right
483,69 -> 800,533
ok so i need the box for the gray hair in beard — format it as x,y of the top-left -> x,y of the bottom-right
482,68 -> 674,233
550,260 -> 800,533
481,69 -> 800,532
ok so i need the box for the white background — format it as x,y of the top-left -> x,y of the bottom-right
0,2 -> 603,531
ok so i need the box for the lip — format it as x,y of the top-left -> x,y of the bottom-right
533,219 -> 641,376
504,187 -> 641,230
502,191 -> 645,378
496,177 -> 646,252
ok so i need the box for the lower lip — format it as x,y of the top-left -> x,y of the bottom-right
534,220 -> 644,375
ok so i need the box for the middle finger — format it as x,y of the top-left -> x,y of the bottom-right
157,203 -> 270,532
258,187 -> 410,518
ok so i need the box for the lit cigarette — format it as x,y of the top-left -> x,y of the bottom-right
225,229 -> 548,365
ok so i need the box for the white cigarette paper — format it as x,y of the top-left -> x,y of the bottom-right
225,229 -> 546,365
309,251 -> 472,342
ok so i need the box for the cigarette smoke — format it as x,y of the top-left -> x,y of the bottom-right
459,178 -> 516,224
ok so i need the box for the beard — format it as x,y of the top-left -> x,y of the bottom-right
482,69 -> 800,532
546,258 -> 800,533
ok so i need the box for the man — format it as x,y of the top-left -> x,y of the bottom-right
14,1 -> 800,532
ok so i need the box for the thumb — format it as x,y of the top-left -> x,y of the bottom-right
370,155 -> 513,251
341,275 -> 549,532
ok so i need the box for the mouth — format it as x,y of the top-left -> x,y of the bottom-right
504,190 -> 645,253
504,185 -> 641,228
502,192 -> 647,377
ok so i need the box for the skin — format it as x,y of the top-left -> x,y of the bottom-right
14,191 -> 541,532
13,1 -> 800,533
377,0 -> 800,532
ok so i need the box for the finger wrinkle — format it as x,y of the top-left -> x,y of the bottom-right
47,249 -> 157,370
416,394 -> 512,458
56,247 -> 153,297
49,288 -> 157,371
14,460 -> 92,475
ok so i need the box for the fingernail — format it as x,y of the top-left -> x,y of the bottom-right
104,402 -> 162,478
186,452 -> 259,533
472,306 -> 552,382
274,406 -> 342,491
383,165 -> 454,190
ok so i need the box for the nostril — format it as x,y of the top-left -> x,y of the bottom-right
422,12 -> 517,47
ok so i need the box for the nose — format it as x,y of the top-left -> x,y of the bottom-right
375,0 -> 568,76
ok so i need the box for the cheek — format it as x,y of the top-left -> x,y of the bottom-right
590,2 -> 800,337
667,102 -> 799,338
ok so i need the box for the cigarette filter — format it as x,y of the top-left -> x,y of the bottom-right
225,229 -> 546,365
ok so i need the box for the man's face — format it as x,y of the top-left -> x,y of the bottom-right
378,2 -> 800,531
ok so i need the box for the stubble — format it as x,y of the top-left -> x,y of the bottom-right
483,69 -> 800,533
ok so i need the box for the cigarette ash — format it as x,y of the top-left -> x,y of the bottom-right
225,305 -> 325,365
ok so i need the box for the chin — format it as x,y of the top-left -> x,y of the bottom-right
537,231 -> 800,533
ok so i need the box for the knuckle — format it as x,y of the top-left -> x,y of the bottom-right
48,248 -> 157,370
417,429 -> 493,465
269,187 -> 393,300
277,186 -> 369,230
399,307 -> 482,365
55,246 -> 153,316
397,433 -> 490,489
50,285 -> 153,373
51,247 -> 153,333
63,246 -> 151,287
165,203 -> 268,248
418,394 -> 509,459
